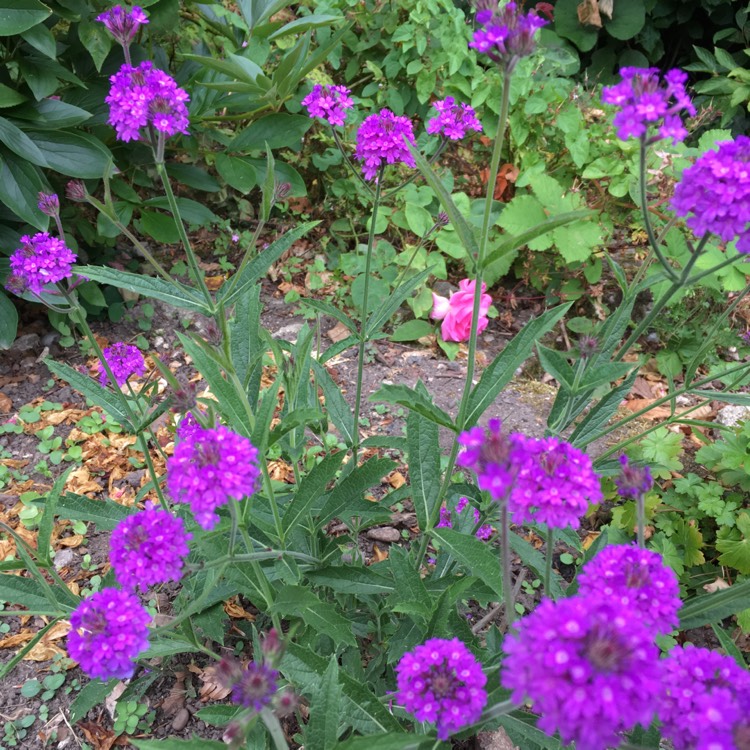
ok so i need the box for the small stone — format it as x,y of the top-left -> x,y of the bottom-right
716,404 -> 750,427
41,331 -> 59,347
366,527 -> 400,543
10,333 -> 40,353
273,322 -> 304,342
171,708 -> 190,731
53,548 -> 76,571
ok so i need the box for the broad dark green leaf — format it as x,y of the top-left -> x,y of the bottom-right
0,0 -> 50,35
45,359 -> 133,429
76,266 -> 210,314
370,383 -> 456,432
536,343 -> 575,390
0,291 -> 18,349
231,113 -> 311,152
0,576 -> 61,614
0,116 -> 47,166
465,303 -> 571,428
131,740 -> 227,750
11,99 -> 91,129
166,163 -> 221,193
305,567 -> 395,596
136,210 -> 180,244
0,83 -> 27,108
0,150 -> 47,229
214,153 -> 258,193
338,736 -> 434,750
433,528 -> 504,599
282,452 -> 345,534
70,678 -> 118,722
27,129 -> 112,178
679,579 -> 750,630
407,405 -> 441,534
77,20 -> 112,71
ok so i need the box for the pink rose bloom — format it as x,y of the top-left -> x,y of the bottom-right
431,279 -> 492,342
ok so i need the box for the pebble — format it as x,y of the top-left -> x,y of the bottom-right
366,527 -> 400,543
40,331 -> 59,347
715,404 -> 750,427
171,708 -> 190,731
10,333 -> 40,353
53,548 -> 76,571
273,322 -> 304,342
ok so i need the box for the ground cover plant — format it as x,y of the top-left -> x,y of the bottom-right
1,1 -> 750,749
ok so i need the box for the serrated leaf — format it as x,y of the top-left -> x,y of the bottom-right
433,528 -> 504,599
311,359 -> 356,447
0,575 -> 62,614
307,656 -> 342,750
370,383 -> 456,432
70,678 -> 118,723
193,705 -> 241,727
305,567 -> 395,596
536,343 -> 575,389
318,457 -> 395,523
407,405 -> 441,534
388,546 -> 432,622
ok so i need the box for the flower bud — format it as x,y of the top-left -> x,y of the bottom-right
37,192 -> 60,217
66,180 -> 87,202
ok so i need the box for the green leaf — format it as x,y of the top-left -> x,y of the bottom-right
311,359 -> 356,447
404,204 -> 432,236
366,268 -> 433,338
498,713 -> 562,750
306,656 -> 342,750
391,319 -> 434,342
0,151 -> 47,229
271,585 -> 356,646
508,531 -> 564,599
679,578 -> 750,630
142,197 -> 219,227
433,528 -> 504,599
0,0 -> 51,35
0,116 -> 47,166
716,512 -> 750,573
76,266 -> 210,314
26,130 -> 112,178
303,298 -> 357,335
70,679 -> 118,723
13,99 -> 91,129
77,20 -> 112,71
338,736 -> 434,750
305,567 -> 395,596
219,222 -> 319,305
407,404 -> 441,534
0,83 -> 27,108
281,643 -> 401,734
604,0 -> 645,40
166,164 -> 221,193
282,452 -> 345,534
214,154 -> 258,193
0,291 -> 18,349
193,705 -> 241,727
268,13 -> 341,39
388,546 -> 432,622
466,303 -> 572,428
37,468 -> 70,566
319,457 -> 395,523
136,211 -> 180,244
131,740 -> 228,750
45,359 -> 133,429
231,113 -> 312,152
536,343 -> 575,389
0,575 -> 62,614
56,492 -> 135,531
370,383 -> 456,432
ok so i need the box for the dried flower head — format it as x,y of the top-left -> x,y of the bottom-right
106,61 -> 189,143
167,424 -> 261,529
355,109 -> 416,181
601,67 -> 695,143
396,637 -> 488,740
470,1 -> 547,72
68,588 -> 151,680
671,135 -> 750,254
301,84 -> 354,126
97,5 -> 149,47
426,97 -> 482,141
502,597 -> 660,750
109,503 -> 192,591
99,342 -> 146,387
8,232 -> 76,294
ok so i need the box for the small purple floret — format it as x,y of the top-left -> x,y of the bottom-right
230,662 -> 279,712
601,67 -> 695,143
426,98 -> 482,141
109,503 -> 192,591
106,61 -> 190,142
167,424 -> 261,530
68,588 -> 151,680
99,342 -> 146,387
8,233 -> 77,295
96,5 -> 149,47
354,109 -> 416,181
672,135 -> 750,254
502,597 -> 660,750
301,84 -> 354,126
396,637 -> 487,740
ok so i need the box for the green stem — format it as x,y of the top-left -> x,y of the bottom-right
222,216 -> 268,301
636,493 -> 645,548
228,498 -> 240,558
261,459 -> 285,547
478,699 -> 516,722
260,708 -> 290,750
251,560 -> 282,631
381,138 -> 449,201
195,551 -> 321,570
501,503 -> 514,627
154,161 -> 215,309
550,355 -> 586,435
544,526 -> 554,597
352,168 -> 383,460
330,126 -> 374,197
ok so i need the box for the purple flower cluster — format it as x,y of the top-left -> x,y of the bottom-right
68,588 -> 151,680
396,637 -> 487,740
37,192 -> 60,217
355,109 -> 416,181
99,342 -> 146,387
231,662 -> 279,711
106,61 -> 189,142
109,503 -> 192,591
426,98 -> 482,141
672,135 -> 750,254
457,420 -> 602,528
469,1 -> 547,72
96,4 -> 148,48
7,232 -> 77,295
576,544 -> 681,634
301,84 -> 354,126
502,597 -> 660,750
601,67 -> 695,143
658,644 -> 750,749
167,424 -> 260,530
511,435 -> 602,529
615,454 -> 654,499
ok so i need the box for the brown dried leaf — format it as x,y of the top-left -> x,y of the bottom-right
327,321 -> 350,343
160,672 -> 187,716
0,393 -> 11,412
703,577 -> 730,594
224,597 -> 256,621
577,0 -> 602,27
388,471 -> 406,489
188,663 -> 232,702
371,543 -> 388,563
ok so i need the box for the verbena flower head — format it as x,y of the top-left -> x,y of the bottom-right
576,544 -> 681,634
511,436 -> 602,529
99,342 -> 146,387
457,418 -> 524,501
167,424 -> 261,530
502,597 -> 660,750
231,662 -> 279,712
431,279 -> 492,343
37,192 -> 60,217
601,67 -> 695,143
437,506 -> 452,528
396,637 -> 487,740
109,503 -> 192,591
68,588 -> 150,680
8,232 -> 76,295
106,61 -> 189,142
355,109 -> 416,181
658,644 -> 750,750
470,1 -> 547,72
615,455 -> 654,499
97,5 -> 148,47
301,84 -> 354,126
426,97 -> 482,141
672,135 -> 750,254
